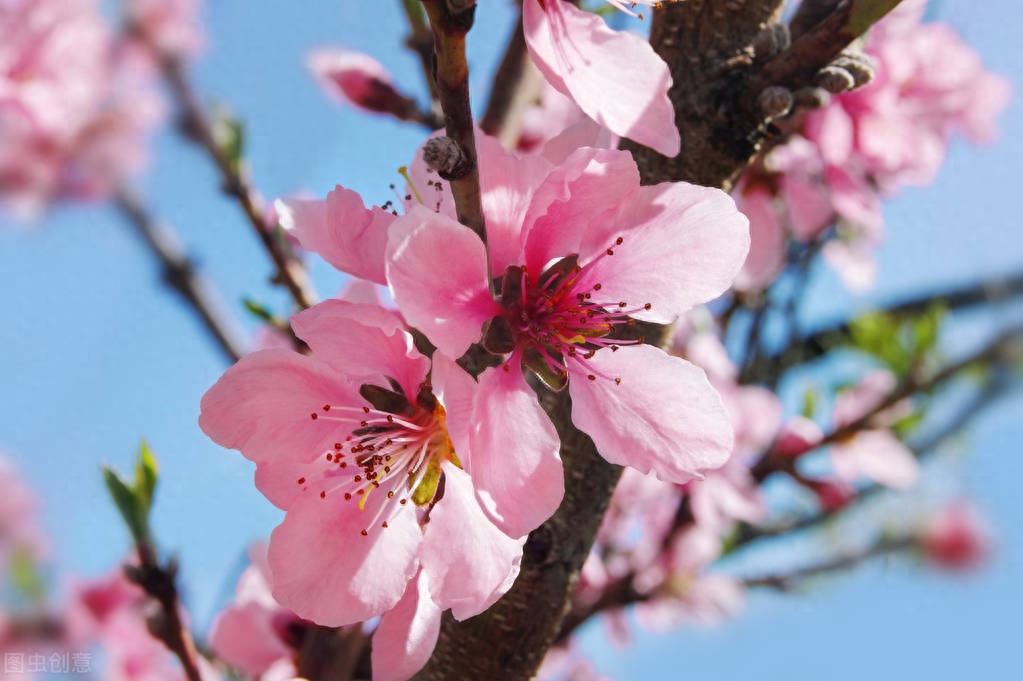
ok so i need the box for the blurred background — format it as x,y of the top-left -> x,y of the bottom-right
1,1 -> 1021,679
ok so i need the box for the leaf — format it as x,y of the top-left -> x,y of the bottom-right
9,548 -> 45,605
243,298 -> 276,322
211,107 -> 245,175
135,440 -> 159,517
103,466 -> 147,545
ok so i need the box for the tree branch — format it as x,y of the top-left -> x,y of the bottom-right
129,23 -> 317,311
744,270 -> 1023,380
480,6 -> 543,149
114,187 -> 247,364
742,535 -> 916,590
420,0 -> 486,241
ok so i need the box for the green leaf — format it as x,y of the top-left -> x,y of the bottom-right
890,410 -> 926,439
135,440 -> 159,517
9,548 -> 45,605
243,298 -> 276,322
103,466 -> 147,545
801,388 -> 818,419
211,107 -> 245,174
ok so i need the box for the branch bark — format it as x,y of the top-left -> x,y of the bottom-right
421,0 -> 486,241
114,188 -> 247,363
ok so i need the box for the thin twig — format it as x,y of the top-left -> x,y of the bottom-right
479,5 -> 542,149
128,23 -> 317,311
114,187 -> 247,364
399,0 -> 441,111
750,323 -> 1023,482
420,0 -> 487,241
127,545 -> 203,681
742,535 -> 916,590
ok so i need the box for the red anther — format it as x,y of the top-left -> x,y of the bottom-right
297,477 -> 306,485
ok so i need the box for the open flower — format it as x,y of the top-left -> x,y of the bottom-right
386,146 -> 748,536
199,300 -> 524,630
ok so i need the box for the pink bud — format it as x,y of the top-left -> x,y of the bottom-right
307,48 -> 411,118
920,501 -> 992,572
774,417 -> 823,458
809,479 -> 856,512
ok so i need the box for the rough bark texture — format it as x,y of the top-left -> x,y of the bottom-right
624,0 -> 786,189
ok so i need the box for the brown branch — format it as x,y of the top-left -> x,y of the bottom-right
748,0 -> 903,94
743,535 -> 916,590
750,323 -> 1023,483
400,0 -> 441,111
129,23 -> 317,311
420,0 -> 486,241
126,546 -> 203,681
744,270 -> 1023,380
480,6 -> 543,148
114,187 -> 247,364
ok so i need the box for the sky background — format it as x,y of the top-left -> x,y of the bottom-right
1,1 -> 1021,680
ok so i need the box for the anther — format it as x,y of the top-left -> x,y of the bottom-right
361,529 -> 368,536
322,405 -> 331,412
297,477 -> 306,485
587,374 -> 596,381
310,413 -> 318,420
344,492 -> 352,500
320,491 -> 326,499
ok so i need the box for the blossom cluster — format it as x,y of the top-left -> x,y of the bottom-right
0,0 -> 202,217
735,0 -> 1010,291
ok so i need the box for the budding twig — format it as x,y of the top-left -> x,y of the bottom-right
420,0 -> 487,242
114,187 -> 247,364
128,22 -> 317,311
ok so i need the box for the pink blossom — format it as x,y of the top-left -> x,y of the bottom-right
0,0 -> 164,214
307,48 -> 414,119
0,455 -> 48,575
209,544 -> 300,679
920,501 -> 992,572
829,370 -> 919,491
127,0 -> 204,59
200,300 -> 524,631
388,147 -> 747,537
522,0 -> 679,156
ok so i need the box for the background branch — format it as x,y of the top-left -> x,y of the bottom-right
114,188 -> 247,364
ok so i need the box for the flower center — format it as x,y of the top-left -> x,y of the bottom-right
299,381 -> 459,536
485,237 -> 650,389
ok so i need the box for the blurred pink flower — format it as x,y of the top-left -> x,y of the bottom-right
307,48 -> 414,120
920,501 -> 993,572
127,0 -> 204,59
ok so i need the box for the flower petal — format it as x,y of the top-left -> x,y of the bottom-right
568,345 -> 733,483
268,490 -> 420,627
469,363 -> 564,538
421,463 -> 524,620
386,206 -> 500,358
831,430 -> 920,490
371,571 -> 442,681
199,350 -> 362,465
277,185 -> 394,285
430,353 -> 477,473
576,182 -> 750,322
290,300 -> 428,401
523,0 -> 679,156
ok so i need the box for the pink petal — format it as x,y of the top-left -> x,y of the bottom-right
290,299 -> 429,401
209,603 -> 291,677
521,148 -> 640,275
420,463 -> 524,620
575,182 -> 750,323
567,345 -> 733,483
733,187 -> 786,292
277,185 -> 395,285
268,490 -> 420,627
477,132 -> 552,275
371,572 -> 442,681
469,363 -> 564,538
199,350 -> 362,465
386,206 -> 500,358
523,0 -> 679,156
430,353 -> 477,472
831,430 -> 919,490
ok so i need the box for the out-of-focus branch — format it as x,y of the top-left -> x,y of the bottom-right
420,0 -> 486,241
751,323 -> 1023,483
744,270 -> 1023,380
742,535 -> 916,590
480,6 -> 543,149
400,0 -> 440,109
731,372 -> 1013,551
126,546 -> 203,681
114,187 -> 247,364
129,24 -> 317,311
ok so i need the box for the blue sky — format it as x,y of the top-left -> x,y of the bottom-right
0,1 -> 1021,679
